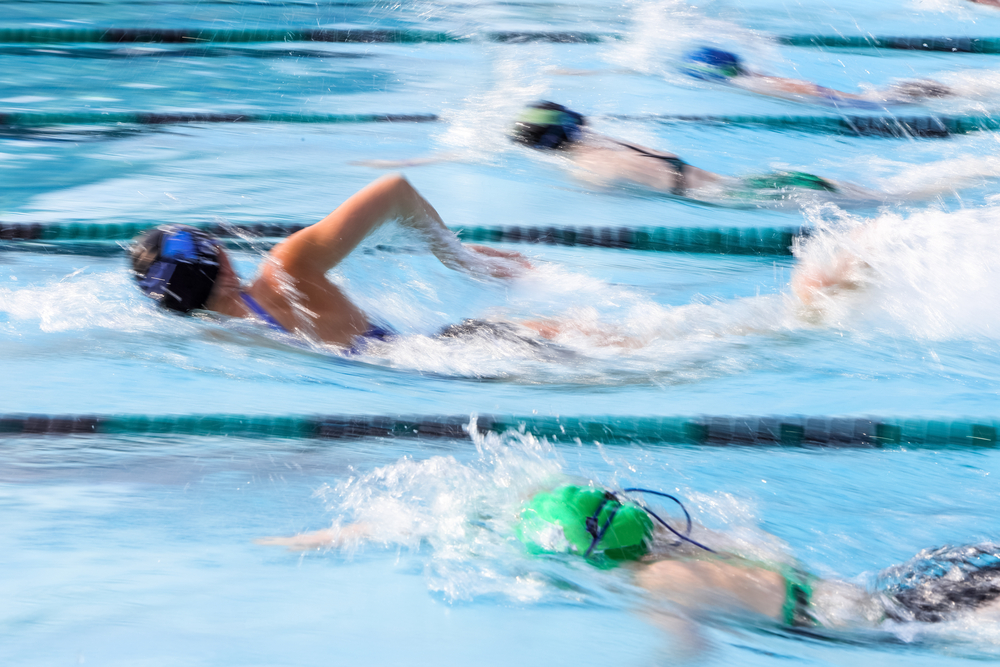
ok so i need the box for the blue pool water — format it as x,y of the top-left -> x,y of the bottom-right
4,0 -> 1000,664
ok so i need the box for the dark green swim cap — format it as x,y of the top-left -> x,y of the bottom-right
515,485 -> 654,562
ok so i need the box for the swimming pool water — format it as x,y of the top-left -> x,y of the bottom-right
4,0 -> 1000,664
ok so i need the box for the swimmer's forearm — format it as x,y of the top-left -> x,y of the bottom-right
736,75 -> 864,101
255,522 -> 373,550
272,173 -> 521,279
273,174 -> 450,275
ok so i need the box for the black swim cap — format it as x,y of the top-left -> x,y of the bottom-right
130,224 -> 221,313
511,101 -> 586,150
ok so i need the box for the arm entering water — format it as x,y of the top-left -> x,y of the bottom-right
271,173 -> 530,280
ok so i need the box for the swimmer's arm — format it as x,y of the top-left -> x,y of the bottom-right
255,522 -> 372,551
350,152 -> 466,169
735,75 -> 865,101
272,174 -> 528,278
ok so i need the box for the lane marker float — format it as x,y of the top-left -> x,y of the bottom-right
0,111 -> 987,138
0,413 -> 995,447
0,222 -> 803,256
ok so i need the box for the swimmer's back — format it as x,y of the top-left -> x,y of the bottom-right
635,558 -> 785,619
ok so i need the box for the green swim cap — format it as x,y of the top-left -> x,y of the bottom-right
515,485 -> 654,562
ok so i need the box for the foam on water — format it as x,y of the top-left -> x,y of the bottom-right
337,244 -> 797,383
920,67 -> 1000,111
309,423 -> 789,605
0,267 -> 164,334
434,46 -> 553,163
602,0 -> 775,81
794,201 -> 1000,341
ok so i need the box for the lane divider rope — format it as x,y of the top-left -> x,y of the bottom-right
0,112 -> 439,125
4,29 -> 1000,53
0,413 -> 996,447
0,222 -> 803,256
1,111 -> 991,138
0,27 -> 610,45
778,35 -> 1000,53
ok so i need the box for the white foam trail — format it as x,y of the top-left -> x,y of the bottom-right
0,269 -> 166,333
794,202 -> 1000,340
433,46 -> 553,162
910,68 -> 1000,113
875,153 -> 1000,200
911,0 -> 983,20
347,255 -> 799,383
601,0 -> 777,81
318,425 -> 568,602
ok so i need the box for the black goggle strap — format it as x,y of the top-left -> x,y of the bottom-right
621,488 -> 716,554
583,491 -> 622,559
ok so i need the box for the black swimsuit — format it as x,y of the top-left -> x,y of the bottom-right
613,140 -> 687,196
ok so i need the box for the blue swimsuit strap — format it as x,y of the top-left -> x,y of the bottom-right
240,292 -> 288,333
241,291 -> 394,351
345,324 -> 396,355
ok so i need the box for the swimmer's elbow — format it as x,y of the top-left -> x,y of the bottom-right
380,172 -> 413,192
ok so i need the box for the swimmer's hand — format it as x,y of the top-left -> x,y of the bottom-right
465,244 -> 533,278
791,250 -> 868,305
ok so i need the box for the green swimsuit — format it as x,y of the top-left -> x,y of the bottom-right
781,566 -> 819,627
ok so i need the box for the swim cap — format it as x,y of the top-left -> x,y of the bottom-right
742,170 -> 837,193
510,101 -> 586,150
515,485 -> 654,562
130,224 -> 221,313
681,47 -> 745,82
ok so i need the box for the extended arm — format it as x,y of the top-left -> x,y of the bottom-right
271,174 -> 527,280
256,522 -> 373,551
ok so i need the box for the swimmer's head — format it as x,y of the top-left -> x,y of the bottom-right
130,224 -> 222,313
516,485 -> 655,563
510,101 -> 586,151
681,47 -> 745,82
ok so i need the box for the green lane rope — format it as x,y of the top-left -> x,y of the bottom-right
0,112 -> 440,126
0,222 -> 801,256
3,111 -> 992,138
0,413 -> 996,448
4,29 -> 1000,52
646,114 -> 986,138
778,35 -> 1000,54
0,28 -> 611,45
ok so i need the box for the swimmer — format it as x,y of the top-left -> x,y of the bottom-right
511,101 -> 851,201
131,174 -> 642,352
259,483 -> 1000,634
130,174 -> 534,348
681,47 -> 953,109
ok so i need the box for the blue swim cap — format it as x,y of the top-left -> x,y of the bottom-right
681,47 -> 745,82
131,225 -> 221,313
